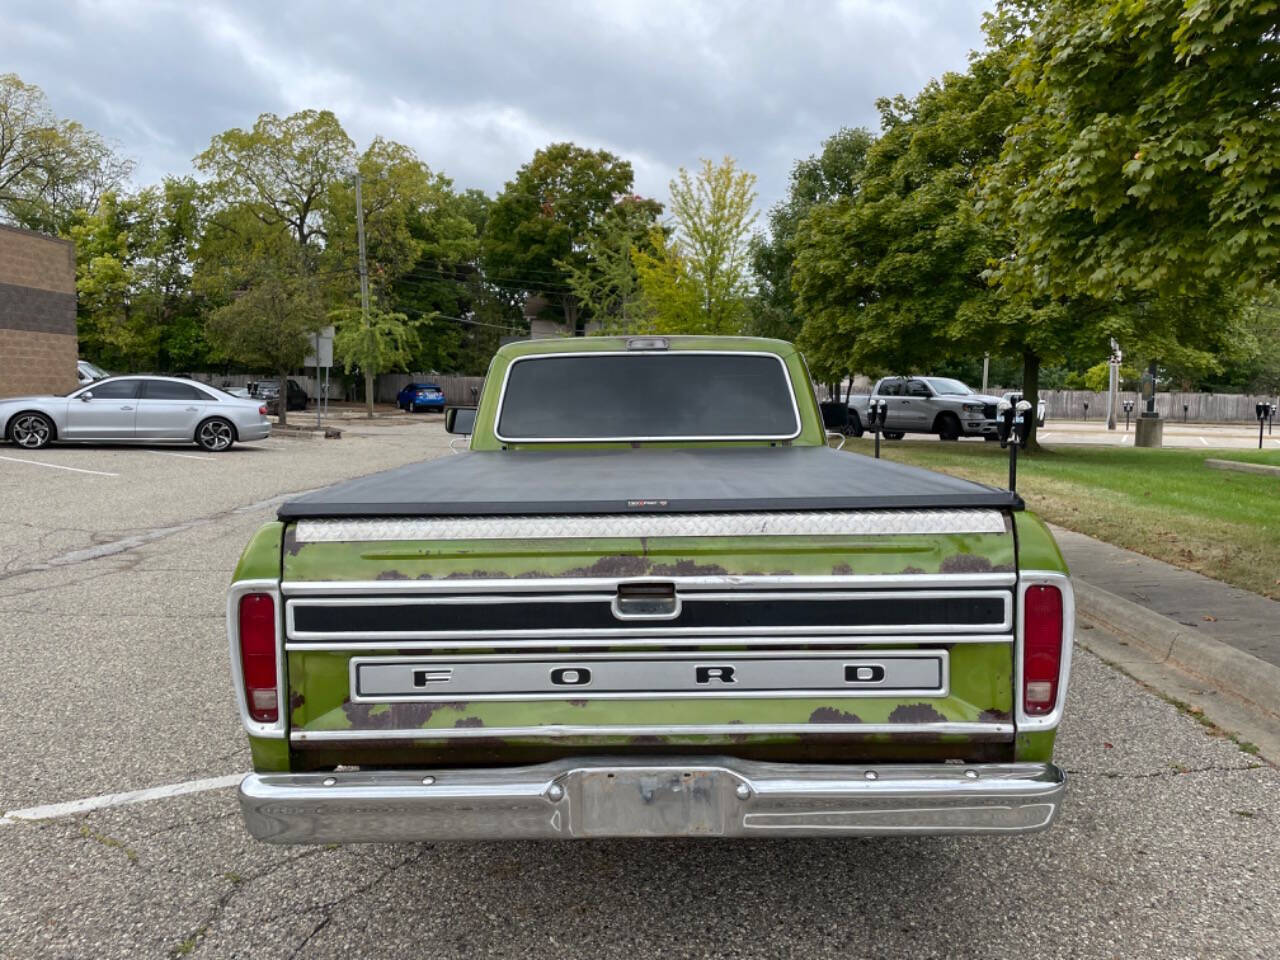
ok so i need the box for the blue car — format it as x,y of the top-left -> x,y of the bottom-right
396,382 -> 446,412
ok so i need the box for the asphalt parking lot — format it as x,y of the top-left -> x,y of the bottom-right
1,422 -> 1278,960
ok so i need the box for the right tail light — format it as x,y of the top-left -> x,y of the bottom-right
1023,584 -> 1064,716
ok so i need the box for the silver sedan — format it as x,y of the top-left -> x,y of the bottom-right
0,376 -> 272,453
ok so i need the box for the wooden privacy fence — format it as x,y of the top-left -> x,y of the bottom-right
813,382 -> 1275,424
190,371 -> 1273,423
375,373 -> 486,405
1032,390 -> 1277,423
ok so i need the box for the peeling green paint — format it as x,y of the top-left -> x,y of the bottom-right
287,642 -> 1013,743
283,531 -> 1016,582
248,735 -> 290,772
1014,512 -> 1068,574
233,522 -> 283,581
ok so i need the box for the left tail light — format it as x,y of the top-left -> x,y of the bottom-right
238,592 -> 278,722
1023,584 -> 1064,716
258,405 -> 268,415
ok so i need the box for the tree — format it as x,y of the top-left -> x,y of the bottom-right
751,127 -> 874,350
791,63 -> 1015,381
560,195 -> 663,334
0,73 -> 133,233
332,307 -> 422,416
204,245 -> 324,427
633,157 -> 758,334
71,178 -> 206,372
482,143 -> 637,333
984,0 -> 1280,301
195,110 -> 355,254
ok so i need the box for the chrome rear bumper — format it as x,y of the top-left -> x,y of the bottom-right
240,758 -> 1065,843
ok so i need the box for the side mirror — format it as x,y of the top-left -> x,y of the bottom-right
79,391 -> 93,401
445,406 -> 476,435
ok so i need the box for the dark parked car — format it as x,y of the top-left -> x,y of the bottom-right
396,382 -> 445,412
253,379 -> 308,412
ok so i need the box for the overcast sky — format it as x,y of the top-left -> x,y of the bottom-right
5,0 -> 990,217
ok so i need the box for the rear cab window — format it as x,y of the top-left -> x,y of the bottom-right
495,352 -> 801,442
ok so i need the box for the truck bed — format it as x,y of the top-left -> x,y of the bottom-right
277,446 -> 1021,518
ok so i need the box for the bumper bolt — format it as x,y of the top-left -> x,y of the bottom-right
322,777 -> 337,786
735,783 -> 751,800
421,776 -> 435,786
547,784 -> 564,801
865,771 -> 878,781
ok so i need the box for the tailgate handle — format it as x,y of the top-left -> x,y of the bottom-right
612,583 -> 680,620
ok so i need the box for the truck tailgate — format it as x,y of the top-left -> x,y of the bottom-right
278,509 -> 1017,768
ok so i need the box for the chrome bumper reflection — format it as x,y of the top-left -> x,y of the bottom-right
239,758 -> 1065,843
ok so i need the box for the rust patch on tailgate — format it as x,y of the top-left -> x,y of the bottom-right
808,707 -> 864,724
887,703 -> 948,724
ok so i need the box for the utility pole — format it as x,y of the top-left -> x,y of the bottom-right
355,173 -> 373,418
1106,338 -> 1120,431
981,353 -> 990,394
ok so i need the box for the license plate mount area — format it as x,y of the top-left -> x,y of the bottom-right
570,767 -> 731,837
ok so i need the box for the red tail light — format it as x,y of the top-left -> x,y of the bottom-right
238,592 -> 278,723
259,405 -> 268,415
1023,585 -> 1064,716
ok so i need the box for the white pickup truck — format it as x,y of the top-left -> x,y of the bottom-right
847,376 -> 1003,440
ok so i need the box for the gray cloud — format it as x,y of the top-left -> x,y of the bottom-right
3,0 -> 989,216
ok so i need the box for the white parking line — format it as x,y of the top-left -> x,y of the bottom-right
0,773 -> 244,826
0,454 -> 118,477
142,449 -> 217,462
1199,437 -> 1209,446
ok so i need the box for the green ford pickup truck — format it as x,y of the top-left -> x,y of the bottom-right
229,335 -> 1073,842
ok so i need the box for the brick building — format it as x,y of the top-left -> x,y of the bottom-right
0,223 -> 78,398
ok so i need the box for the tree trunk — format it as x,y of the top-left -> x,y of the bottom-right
277,366 -> 289,428
564,295 -> 582,336
1022,350 -> 1040,453
364,368 -> 375,418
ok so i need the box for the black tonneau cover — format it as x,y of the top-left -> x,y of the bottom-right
278,447 -> 1020,518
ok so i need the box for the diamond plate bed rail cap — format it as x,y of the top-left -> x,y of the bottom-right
293,509 -> 1008,543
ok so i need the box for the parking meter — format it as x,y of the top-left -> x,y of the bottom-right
1122,399 -> 1134,431
1258,402 -> 1269,449
1015,401 -> 1033,450
996,399 -> 1014,448
1183,402 -> 1189,423
868,398 -> 888,459
1082,400 -> 1089,422
1270,402 -> 1277,435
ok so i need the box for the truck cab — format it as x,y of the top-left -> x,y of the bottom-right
230,336 -> 1072,842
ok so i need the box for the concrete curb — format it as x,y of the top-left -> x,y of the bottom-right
1073,578 -> 1280,726
1205,458 -> 1280,477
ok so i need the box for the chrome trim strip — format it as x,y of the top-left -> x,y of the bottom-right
239,759 -> 1064,842
227,578 -> 286,740
285,632 -> 1014,652
280,572 -> 1018,596
346,649 -> 950,702
291,509 -> 1009,542
290,721 -> 1013,742
491,350 -> 803,443
283,590 -> 1013,642
1014,570 -> 1075,733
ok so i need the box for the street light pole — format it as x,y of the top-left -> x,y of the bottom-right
1106,339 -> 1119,430
355,173 -> 373,417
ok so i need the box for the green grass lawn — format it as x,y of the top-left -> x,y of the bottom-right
839,438 -> 1280,600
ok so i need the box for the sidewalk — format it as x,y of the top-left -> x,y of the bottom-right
1053,525 -> 1280,670
1056,524 -> 1280,760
